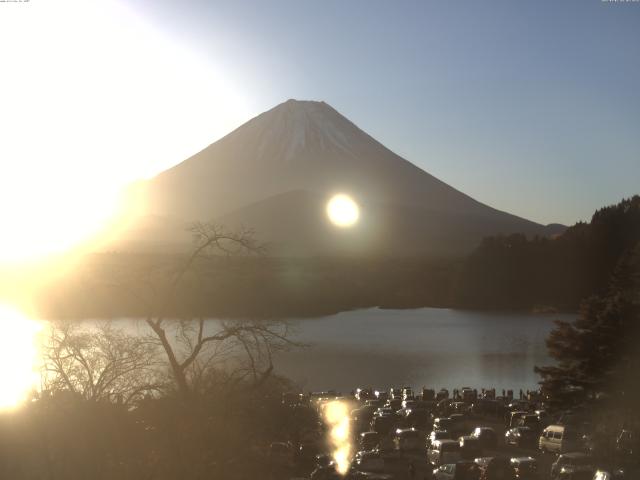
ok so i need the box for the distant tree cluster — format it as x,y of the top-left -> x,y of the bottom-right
455,196 -> 640,311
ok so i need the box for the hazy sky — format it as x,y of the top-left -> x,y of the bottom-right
129,0 -> 640,225
1,0 -> 638,252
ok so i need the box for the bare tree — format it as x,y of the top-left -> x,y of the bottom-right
112,222 -> 301,398
41,321 -> 163,405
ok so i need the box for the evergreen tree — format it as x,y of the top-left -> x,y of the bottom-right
535,243 -> 640,414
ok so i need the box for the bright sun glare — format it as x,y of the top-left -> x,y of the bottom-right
326,194 -> 360,228
0,0 -> 249,262
0,305 -> 42,410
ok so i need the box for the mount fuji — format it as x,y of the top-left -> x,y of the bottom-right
125,99 -> 561,256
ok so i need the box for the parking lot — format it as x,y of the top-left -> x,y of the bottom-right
274,386 -> 637,479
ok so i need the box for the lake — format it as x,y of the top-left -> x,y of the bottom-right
8,306 -> 574,403
268,307 -> 574,393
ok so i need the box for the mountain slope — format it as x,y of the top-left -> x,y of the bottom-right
216,189 -> 558,257
128,99 -> 559,256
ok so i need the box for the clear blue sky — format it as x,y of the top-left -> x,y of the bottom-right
129,0 -> 639,226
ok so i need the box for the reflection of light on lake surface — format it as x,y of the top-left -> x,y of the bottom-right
323,400 -> 353,476
0,305 -> 42,410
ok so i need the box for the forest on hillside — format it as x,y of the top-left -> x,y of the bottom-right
455,195 -> 640,311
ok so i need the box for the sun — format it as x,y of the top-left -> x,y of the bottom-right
0,0 -> 248,263
327,194 -> 360,228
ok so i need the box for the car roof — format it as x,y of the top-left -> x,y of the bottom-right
559,452 -> 590,459
435,439 -> 458,445
511,456 -> 536,464
560,465 -> 596,473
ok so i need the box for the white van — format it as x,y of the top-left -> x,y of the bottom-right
427,439 -> 461,466
538,425 -> 581,453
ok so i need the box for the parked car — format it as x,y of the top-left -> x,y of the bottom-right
315,454 -> 333,468
507,410 -> 529,428
436,389 -> 450,401
297,442 -> 322,466
470,426 -> 498,449
371,414 -> 397,435
386,399 -> 402,411
402,387 -> 415,400
433,461 -> 478,480
550,453 -> 594,479
540,425 -> 582,453
458,435 -> 482,460
428,439 -> 462,466
510,456 -> 538,479
356,388 -> 374,401
375,407 -> 396,417
389,388 -> 402,399
461,387 -> 476,403
449,413 -> 468,434
535,409 -> 551,427
452,401 -> 468,413
428,429 -> 453,448
359,431 -> 380,451
378,435 -> 395,455
365,398 -> 385,409
352,407 -> 376,432
434,417 -> 454,432
517,414 -> 541,432
433,463 -> 457,480
375,390 -> 389,401
505,427 -> 537,449
394,428 -> 423,452
538,425 -> 582,453
555,465 -> 596,480
423,388 -> 436,401
405,408 -> 431,429
474,457 -> 515,480
353,450 -> 385,473
402,399 -> 417,410
593,470 -> 626,480
472,398 -> 505,417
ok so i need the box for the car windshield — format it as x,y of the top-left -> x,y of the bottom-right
441,443 -> 460,452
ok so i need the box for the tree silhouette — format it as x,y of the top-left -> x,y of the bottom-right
111,222 -> 301,398
535,242 -> 640,413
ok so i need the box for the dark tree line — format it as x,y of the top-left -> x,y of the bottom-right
455,196 -> 640,311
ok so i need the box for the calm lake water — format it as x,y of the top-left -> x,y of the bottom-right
40,307 -> 575,396
267,307 -> 574,393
